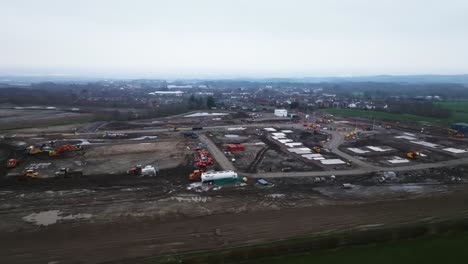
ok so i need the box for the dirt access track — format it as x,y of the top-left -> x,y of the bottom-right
1,184 -> 468,264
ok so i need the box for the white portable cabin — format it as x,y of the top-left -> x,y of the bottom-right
201,170 -> 238,183
274,109 -> 288,117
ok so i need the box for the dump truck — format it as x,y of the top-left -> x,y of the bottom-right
55,168 -> 83,178
127,165 -> 159,176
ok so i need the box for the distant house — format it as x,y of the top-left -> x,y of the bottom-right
274,109 -> 288,117
167,85 -> 192,89
148,91 -> 184,96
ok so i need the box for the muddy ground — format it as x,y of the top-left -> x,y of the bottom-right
0,109 -> 93,130
98,111 -> 247,131
2,114 -> 468,263
0,164 -> 468,263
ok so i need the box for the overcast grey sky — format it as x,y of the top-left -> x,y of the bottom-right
1,0 -> 467,77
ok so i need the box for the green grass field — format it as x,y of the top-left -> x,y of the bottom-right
435,100 -> 468,113
320,108 -> 446,124
237,232 -> 468,264
435,100 -> 468,124
321,102 -> 468,125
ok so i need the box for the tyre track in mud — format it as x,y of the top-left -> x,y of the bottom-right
246,145 -> 270,173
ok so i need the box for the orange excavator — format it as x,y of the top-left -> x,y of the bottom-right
189,170 -> 204,181
406,151 -> 421,160
49,144 -> 74,157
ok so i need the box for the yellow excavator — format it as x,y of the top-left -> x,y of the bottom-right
26,145 -> 42,155
344,131 -> 356,139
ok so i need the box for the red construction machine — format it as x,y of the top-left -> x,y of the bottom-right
225,144 -> 245,152
49,144 -> 74,157
194,147 -> 214,168
7,158 -> 20,168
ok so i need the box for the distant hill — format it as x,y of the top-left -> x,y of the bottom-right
252,75 -> 468,84
1,74 -> 468,85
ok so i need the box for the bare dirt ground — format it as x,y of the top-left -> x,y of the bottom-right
2,136 -> 194,179
7,123 -> 82,134
98,111 -> 244,131
0,109 -> 92,130
85,140 -> 183,157
2,114 -> 468,263
1,177 -> 467,264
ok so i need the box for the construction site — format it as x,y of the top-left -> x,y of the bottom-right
1,110 -> 468,263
